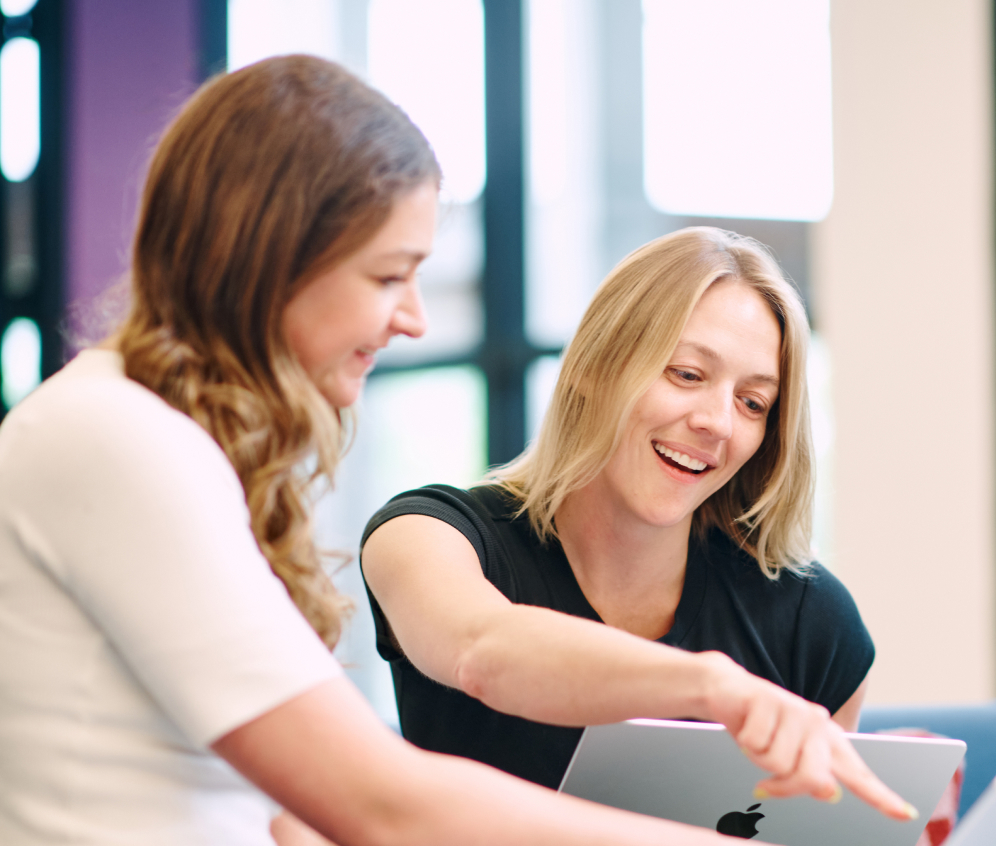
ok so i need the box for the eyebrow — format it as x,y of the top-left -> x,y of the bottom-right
377,249 -> 430,263
674,341 -> 780,387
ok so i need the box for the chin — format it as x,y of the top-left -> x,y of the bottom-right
317,374 -> 365,408
640,502 -> 698,529
317,387 -> 357,408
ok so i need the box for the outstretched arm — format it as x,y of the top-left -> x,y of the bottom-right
831,678 -> 869,732
214,676 -> 747,846
362,515 -> 914,821
272,812 -> 339,846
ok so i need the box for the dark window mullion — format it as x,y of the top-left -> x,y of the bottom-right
0,0 -> 65,421
198,0 -> 227,81
482,0 -> 528,467
33,0 -> 65,380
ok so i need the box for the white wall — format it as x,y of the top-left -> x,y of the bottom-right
814,0 -> 995,703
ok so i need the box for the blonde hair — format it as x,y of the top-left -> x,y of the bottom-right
116,56 -> 440,647
493,227 -> 813,576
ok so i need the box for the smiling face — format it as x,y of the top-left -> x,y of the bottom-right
281,181 -> 438,407
591,279 -> 782,534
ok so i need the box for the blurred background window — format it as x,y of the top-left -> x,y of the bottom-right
0,0 -> 57,419
368,0 -> 485,206
0,35 -> 41,183
219,0 -> 836,725
642,0 -> 833,222
0,315 -> 41,408
228,0 -> 339,71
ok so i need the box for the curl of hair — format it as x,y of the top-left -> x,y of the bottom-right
116,56 -> 440,647
492,227 -> 814,577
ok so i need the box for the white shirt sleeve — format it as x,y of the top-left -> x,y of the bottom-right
0,351 -> 341,747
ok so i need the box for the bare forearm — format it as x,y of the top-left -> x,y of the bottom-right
272,812 -> 339,846
216,680 -> 739,846
370,743 -> 744,846
453,603 -> 721,726
365,517 -> 721,728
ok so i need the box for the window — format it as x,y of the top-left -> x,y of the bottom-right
223,0 -> 837,721
0,0 -> 60,417
642,0 -> 833,222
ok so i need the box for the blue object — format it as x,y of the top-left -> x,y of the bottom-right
860,702 -> 996,817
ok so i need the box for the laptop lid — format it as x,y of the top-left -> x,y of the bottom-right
947,776 -> 996,846
559,719 -> 965,846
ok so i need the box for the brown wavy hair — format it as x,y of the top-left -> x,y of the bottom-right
116,56 -> 440,647
493,227 -> 814,577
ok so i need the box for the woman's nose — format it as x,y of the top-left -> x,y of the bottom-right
690,389 -> 734,440
391,279 -> 428,339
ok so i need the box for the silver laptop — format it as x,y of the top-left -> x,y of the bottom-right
559,719 -> 965,846
947,775 -> 996,846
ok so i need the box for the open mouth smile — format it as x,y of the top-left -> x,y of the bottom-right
653,442 -> 710,475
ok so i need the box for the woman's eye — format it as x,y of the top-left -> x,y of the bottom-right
742,396 -> 766,414
378,267 -> 422,286
668,368 -> 699,383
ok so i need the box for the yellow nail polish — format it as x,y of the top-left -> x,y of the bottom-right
828,785 -> 843,804
753,787 -> 770,800
904,802 -> 920,821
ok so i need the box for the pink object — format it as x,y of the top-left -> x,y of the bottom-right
877,728 -> 965,846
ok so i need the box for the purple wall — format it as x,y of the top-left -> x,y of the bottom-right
65,0 -> 198,336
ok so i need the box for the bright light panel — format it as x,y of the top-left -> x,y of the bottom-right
365,366 -> 487,497
227,0 -> 339,71
529,0 -> 569,205
369,0 -> 485,204
526,355 -> 561,442
0,37 -> 41,183
0,0 -> 39,16
1,317 -> 41,409
643,0 -> 833,222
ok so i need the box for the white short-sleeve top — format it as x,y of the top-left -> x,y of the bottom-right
0,350 -> 342,845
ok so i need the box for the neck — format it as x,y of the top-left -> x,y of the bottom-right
96,334 -> 121,351
554,481 -> 693,640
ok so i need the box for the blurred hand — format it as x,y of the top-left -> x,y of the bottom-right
698,652 -> 918,822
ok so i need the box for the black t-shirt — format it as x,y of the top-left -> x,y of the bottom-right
360,484 -> 875,789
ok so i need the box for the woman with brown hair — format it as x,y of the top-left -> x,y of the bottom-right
362,228 -> 916,815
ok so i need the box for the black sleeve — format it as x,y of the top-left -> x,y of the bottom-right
359,485 -> 510,663
791,564 -> 875,715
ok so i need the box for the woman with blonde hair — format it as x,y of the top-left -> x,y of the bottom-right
362,227 -> 909,814
0,55 -> 863,846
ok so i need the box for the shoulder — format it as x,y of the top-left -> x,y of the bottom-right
696,531 -> 869,645
693,531 -> 873,712
0,350 -> 235,484
0,350 -> 245,539
699,531 -> 848,601
361,484 -> 519,546
360,484 -> 527,595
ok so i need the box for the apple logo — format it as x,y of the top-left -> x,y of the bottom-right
716,803 -> 765,839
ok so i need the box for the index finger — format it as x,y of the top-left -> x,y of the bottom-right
830,733 -> 919,821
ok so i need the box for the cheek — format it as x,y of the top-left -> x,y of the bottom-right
282,307 -> 318,371
282,286 -> 357,373
733,420 -> 771,471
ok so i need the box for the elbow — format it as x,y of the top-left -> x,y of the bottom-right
452,638 -> 500,705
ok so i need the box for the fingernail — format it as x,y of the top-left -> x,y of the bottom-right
903,802 -> 920,821
827,785 -> 843,804
753,787 -> 770,800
